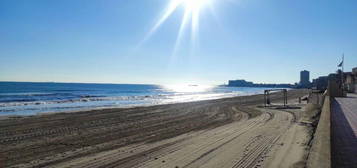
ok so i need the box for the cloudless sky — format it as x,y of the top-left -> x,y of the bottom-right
0,0 -> 356,85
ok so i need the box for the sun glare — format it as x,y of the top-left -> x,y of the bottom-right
163,84 -> 213,93
140,0 -> 215,57
182,0 -> 210,11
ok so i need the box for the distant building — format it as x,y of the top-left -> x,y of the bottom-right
311,67 -> 357,94
344,67 -> 357,93
312,76 -> 328,91
299,70 -> 311,88
312,67 -> 357,93
227,79 -> 292,88
353,67 -> 357,75
228,80 -> 253,87
300,70 -> 310,85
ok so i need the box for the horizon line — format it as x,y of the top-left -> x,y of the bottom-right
0,80 -> 296,86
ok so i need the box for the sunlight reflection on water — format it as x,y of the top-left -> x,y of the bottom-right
162,84 -> 213,93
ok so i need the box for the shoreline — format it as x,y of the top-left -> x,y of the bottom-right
0,90 -> 276,118
0,84 -> 291,117
0,89 -> 310,168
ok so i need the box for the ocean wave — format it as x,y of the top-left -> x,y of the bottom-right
0,93 -> 104,103
0,84 -> 272,116
0,94 -> 169,107
0,92 -> 50,96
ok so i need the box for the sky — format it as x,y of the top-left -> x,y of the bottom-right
0,0 -> 356,85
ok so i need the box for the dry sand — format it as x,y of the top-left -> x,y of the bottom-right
0,89 -> 317,168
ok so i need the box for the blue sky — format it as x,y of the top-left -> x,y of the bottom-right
0,0 -> 356,85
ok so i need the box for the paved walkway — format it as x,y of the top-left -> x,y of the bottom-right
331,94 -> 357,168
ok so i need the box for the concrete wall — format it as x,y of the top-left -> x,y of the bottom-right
346,83 -> 355,93
307,95 -> 331,168
327,79 -> 345,97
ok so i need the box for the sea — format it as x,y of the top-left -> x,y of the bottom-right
0,82 -> 275,116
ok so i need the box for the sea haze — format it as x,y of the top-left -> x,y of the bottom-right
0,82 -> 275,116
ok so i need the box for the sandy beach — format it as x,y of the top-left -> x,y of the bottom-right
0,89 -> 318,168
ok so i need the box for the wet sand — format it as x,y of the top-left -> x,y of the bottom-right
0,89 -> 315,168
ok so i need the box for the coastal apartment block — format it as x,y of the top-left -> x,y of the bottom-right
313,67 -> 357,94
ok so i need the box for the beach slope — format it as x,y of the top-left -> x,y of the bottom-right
0,89 -> 312,168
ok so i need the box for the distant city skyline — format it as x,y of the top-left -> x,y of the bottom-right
1,0 -> 357,85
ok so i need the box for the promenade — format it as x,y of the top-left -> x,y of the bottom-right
331,94 -> 357,168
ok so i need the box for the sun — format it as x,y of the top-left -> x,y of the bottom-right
140,0 -> 216,56
182,0 -> 210,12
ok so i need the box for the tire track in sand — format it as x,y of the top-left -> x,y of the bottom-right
133,111 -> 272,168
